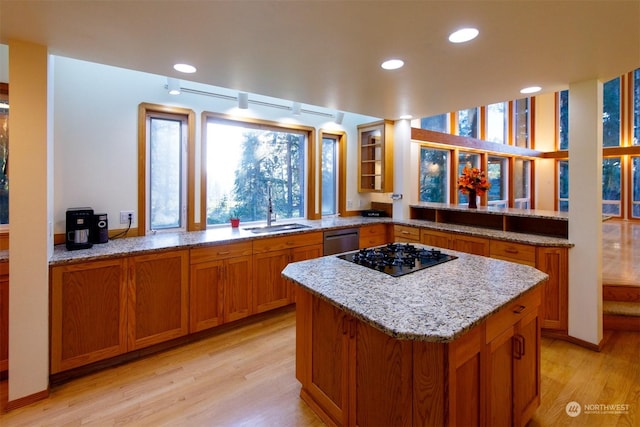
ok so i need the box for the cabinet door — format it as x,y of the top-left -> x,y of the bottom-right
50,259 -> 127,373
189,259 -> 224,332
224,255 -> 253,323
253,249 -> 291,313
353,319 -> 413,427
451,234 -> 490,256
307,295 -> 350,426
128,250 -> 189,350
486,326 -> 515,426
536,247 -> 568,332
420,229 -> 451,249
394,225 -> 420,243
514,310 -> 541,427
0,262 -> 7,373
447,324 -> 483,427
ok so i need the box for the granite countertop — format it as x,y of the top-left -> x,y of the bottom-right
410,202 -> 569,220
282,246 -> 548,343
48,217 -> 393,265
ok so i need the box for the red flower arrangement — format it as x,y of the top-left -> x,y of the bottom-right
457,166 -> 491,196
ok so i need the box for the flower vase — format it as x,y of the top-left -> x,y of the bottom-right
230,218 -> 240,228
468,190 -> 477,209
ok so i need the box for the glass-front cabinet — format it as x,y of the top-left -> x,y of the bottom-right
357,120 -> 394,193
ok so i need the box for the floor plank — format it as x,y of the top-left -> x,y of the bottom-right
602,220 -> 640,287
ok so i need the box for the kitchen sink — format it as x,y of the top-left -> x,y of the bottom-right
244,223 -> 312,234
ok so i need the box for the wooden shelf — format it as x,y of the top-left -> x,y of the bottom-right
357,120 -> 394,193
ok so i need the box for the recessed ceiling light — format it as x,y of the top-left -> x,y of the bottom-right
520,86 -> 542,94
448,28 -> 479,43
381,59 -> 404,70
173,63 -> 197,73
399,114 -> 413,120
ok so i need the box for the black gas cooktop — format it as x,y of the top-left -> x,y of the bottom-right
337,243 -> 457,277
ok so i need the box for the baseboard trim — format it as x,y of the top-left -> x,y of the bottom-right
542,330 -> 604,352
604,314 -> 640,332
5,388 -> 49,412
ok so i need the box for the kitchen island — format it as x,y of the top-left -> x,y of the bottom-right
283,245 -> 549,427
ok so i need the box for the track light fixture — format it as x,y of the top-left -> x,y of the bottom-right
167,77 -> 181,95
238,92 -> 249,109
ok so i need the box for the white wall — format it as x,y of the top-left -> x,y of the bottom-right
52,56 -> 378,233
535,92 -> 558,211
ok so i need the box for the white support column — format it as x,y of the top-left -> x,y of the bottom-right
567,79 -> 603,346
8,40 -> 52,402
392,119 -> 412,219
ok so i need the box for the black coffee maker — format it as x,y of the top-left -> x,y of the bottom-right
66,208 -> 94,250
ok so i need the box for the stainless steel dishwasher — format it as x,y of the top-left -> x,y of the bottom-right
323,227 -> 360,255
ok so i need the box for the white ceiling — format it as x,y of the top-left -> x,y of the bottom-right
1,0 -> 639,120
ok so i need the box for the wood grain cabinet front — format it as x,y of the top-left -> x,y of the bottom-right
189,242 -> 253,332
50,258 -> 128,374
0,262 -> 8,374
127,250 -> 189,351
359,223 -> 389,248
394,225 -> 421,243
252,232 -> 322,313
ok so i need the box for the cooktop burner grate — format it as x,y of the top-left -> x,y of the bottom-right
337,243 -> 457,277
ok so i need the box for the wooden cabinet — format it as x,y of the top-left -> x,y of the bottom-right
486,287 -> 541,427
357,120 -> 394,193
421,229 -> 490,256
359,223 -> 388,248
0,261 -> 8,374
128,250 -> 189,350
394,224 -> 420,243
536,247 -> 568,332
50,258 -> 128,374
190,241 -> 253,332
253,232 -> 322,313
490,240 -> 536,267
297,290 -> 412,427
296,285 -> 542,427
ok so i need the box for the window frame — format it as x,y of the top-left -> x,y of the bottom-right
319,129 -> 347,217
201,112 -> 317,227
137,103 -> 196,236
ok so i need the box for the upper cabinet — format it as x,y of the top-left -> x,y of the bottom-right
357,120 -> 394,193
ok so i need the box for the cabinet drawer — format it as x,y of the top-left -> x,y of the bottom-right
486,286 -> 541,343
253,231 -> 323,254
191,241 -> 253,263
394,225 -> 420,242
360,224 -> 388,248
490,241 -> 536,266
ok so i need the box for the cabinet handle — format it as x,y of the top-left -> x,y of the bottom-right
505,248 -> 519,254
513,305 -> 526,314
513,335 -> 523,360
217,251 -> 231,255
401,231 -> 409,234
520,335 -> 526,357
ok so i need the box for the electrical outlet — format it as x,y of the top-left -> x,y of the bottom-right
120,210 -> 135,224
347,200 -> 353,209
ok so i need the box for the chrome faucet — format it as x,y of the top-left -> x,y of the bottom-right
267,182 -> 275,226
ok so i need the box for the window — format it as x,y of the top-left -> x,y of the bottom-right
634,69 -> 640,145
514,98 -> 530,148
558,160 -> 569,212
458,108 -> 479,138
486,102 -> 507,144
603,77 -> 621,147
458,152 -> 480,205
420,114 -> 449,133
558,90 -> 569,150
419,147 -> 449,202
632,157 -> 640,218
602,157 -> 621,216
321,136 -> 338,216
147,115 -> 188,231
514,159 -> 531,209
205,118 -> 309,225
487,156 -> 508,207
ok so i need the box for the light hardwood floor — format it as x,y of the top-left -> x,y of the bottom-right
2,307 -> 639,426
